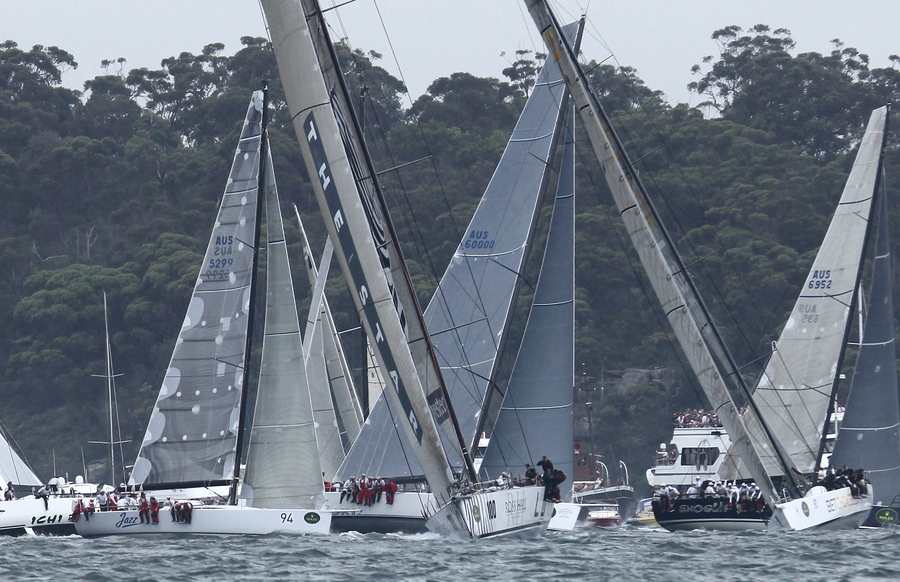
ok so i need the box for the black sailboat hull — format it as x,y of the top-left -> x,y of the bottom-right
652,498 -> 771,531
331,514 -> 428,534
860,505 -> 900,528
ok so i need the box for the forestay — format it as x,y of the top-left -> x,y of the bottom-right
479,101 -> 576,501
753,107 -> 888,475
130,94 -> 263,487
335,22 -> 576,481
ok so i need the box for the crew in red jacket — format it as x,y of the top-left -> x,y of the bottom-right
139,492 -> 150,524
149,496 -> 160,524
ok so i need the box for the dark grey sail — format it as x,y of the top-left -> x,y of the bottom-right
831,149 -> 899,506
334,23 -> 577,482
130,93 -> 263,487
480,101 -> 575,502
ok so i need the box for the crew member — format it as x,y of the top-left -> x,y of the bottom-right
35,483 -> 51,510
139,492 -> 150,524
524,464 -> 537,485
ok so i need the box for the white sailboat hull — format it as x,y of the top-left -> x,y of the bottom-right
426,486 -> 551,539
770,485 -> 873,531
71,504 -> 334,536
0,497 -> 78,536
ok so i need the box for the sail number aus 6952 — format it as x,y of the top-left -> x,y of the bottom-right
807,269 -> 832,290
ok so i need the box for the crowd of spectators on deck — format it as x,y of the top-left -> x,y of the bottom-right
654,477 -> 766,513
671,407 -> 751,428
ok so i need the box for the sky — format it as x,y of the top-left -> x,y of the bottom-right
3,0 -> 898,107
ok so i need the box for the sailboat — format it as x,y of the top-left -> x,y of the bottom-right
72,89 -> 339,536
319,18 -> 579,534
481,99 -> 577,529
262,0 -> 551,538
831,150 -> 900,528
523,0 -> 873,531
651,106 -> 890,531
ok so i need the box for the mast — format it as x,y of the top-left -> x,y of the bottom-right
262,0 -> 459,502
523,0 -> 802,504
103,292 -> 115,486
309,3 -> 477,483
230,83 -> 269,504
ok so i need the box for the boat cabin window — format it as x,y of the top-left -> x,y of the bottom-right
680,447 -> 718,467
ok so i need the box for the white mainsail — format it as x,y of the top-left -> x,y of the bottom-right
305,302 -> 346,480
262,0 -> 458,501
752,107 -> 888,474
0,429 -> 41,488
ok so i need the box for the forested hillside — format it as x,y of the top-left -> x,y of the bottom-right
0,25 -> 897,492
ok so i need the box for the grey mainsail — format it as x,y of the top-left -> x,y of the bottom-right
130,93 -> 263,487
524,0 -> 799,506
335,22 -> 576,482
753,106 -> 888,475
480,101 -> 576,502
242,137 -> 323,509
263,0 -> 458,501
831,124 -> 899,505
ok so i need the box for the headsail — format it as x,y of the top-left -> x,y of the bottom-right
479,101 -> 576,502
130,93 -> 263,487
831,111 -> 899,505
335,21 -> 576,482
305,300 -> 346,480
295,210 -> 364,454
0,428 -> 41,487
753,106 -> 888,475
242,131 -> 323,509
